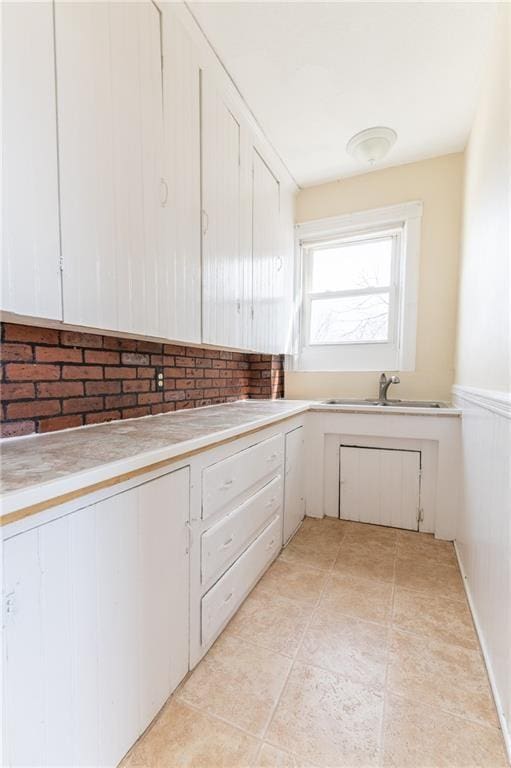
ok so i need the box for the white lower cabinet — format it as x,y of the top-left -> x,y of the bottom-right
283,426 -> 306,544
2,467 -> 190,768
340,445 -> 421,530
2,418 -> 308,766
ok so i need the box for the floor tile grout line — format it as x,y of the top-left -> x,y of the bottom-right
258,547 -> 337,746
124,521 -> 507,767
388,689 -> 507,734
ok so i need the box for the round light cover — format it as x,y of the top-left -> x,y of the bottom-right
346,126 -> 397,164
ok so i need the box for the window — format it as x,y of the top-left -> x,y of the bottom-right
293,202 -> 422,371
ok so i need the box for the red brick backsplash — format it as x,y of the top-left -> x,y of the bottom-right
0,323 -> 284,438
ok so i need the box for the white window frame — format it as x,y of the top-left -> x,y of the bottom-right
291,201 -> 422,372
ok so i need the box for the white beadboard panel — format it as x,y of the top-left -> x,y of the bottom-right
252,149 -> 281,353
2,530 -> 45,767
2,467 -> 190,768
201,71 -> 244,348
453,388 -> 511,755
56,1 -> 164,336
38,517 -> 75,766
96,490 -> 140,766
339,446 -> 420,530
1,2 -> 62,320
69,507 -> 101,768
160,9 -> 202,343
138,468 -> 190,719
283,426 -> 306,543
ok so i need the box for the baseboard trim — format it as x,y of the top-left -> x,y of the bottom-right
454,540 -> 511,763
452,385 -> 511,419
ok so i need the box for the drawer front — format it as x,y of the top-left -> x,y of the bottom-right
202,434 -> 283,520
201,514 -> 281,646
201,475 -> 283,586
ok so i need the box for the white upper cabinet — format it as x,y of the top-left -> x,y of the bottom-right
251,149 -> 283,353
160,10 -> 202,344
201,73 -> 247,349
55,1 -> 165,336
1,2 -> 62,320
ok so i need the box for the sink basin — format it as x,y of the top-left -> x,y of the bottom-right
322,398 -> 446,408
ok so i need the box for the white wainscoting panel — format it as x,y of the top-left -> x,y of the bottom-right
452,385 -> 511,758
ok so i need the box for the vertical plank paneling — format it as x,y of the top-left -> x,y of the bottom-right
138,480 -> 173,724
1,2 -> 61,320
96,491 -> 139,766
454,392 -> 511,747
38,516 -> 74,766
2,530 -> 45,767
57,1 -> 163,336
56,2 -> 118,331
283,427 -> 306,543
69,507 -> 100,767
201,74 -> 243,348
3,469 -> 191,767
340,447 -> 420,530
252,150 -> 281,353
161,11 -> 201,343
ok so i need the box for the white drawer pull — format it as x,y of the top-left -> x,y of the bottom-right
266,497 -> 276,507
266,453 -> 278,462
222,479 -> 233,489
223,536 -> 234,548
224,592 -> 233,603
266,539 -> 275,550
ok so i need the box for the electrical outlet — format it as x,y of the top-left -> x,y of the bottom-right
155,366 -> 164,390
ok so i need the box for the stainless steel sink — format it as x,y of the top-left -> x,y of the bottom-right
322,398 -> 446,408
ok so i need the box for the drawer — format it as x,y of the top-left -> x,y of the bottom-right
201,514 -> 281,646
202,433 -> 283,520
201,475 -> 283,586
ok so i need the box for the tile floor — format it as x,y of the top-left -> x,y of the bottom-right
122,518 -> 509,768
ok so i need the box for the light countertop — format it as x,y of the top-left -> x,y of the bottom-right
0,398 -> 461,524
0,400 -> 310,522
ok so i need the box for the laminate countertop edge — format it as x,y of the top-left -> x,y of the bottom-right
0,402 -> 311,525
0,399 -> 462,526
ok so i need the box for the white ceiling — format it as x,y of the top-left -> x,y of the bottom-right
188,1 -> 498,187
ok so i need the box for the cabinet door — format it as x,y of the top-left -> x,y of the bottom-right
340,446 -> 421,530
56,1 -> 164,336
137,469 -> 190,720
2,468 -> 190,768
160,10 -> 201,343
252,149 -> 282,353
201,74 -> 245,348
283,426 -> 306,543
1,2 -> 62,320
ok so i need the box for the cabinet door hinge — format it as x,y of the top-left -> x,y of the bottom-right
59,255 -> 64,273
417,507 -> 424,523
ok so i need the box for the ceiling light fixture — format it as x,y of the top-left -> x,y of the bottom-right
346,126 -> 397,165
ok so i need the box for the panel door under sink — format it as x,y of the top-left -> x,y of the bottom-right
339,445 -> 422,531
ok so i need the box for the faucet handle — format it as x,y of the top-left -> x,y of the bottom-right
390,375 -> 401,384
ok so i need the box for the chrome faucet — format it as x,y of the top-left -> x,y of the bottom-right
378,372 -> 401,403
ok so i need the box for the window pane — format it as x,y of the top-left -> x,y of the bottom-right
311,237 -> 392,292
309,292 -> 390,344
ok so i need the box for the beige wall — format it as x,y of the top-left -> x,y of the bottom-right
454,8 -> 510,392
286,153 -> 464,402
